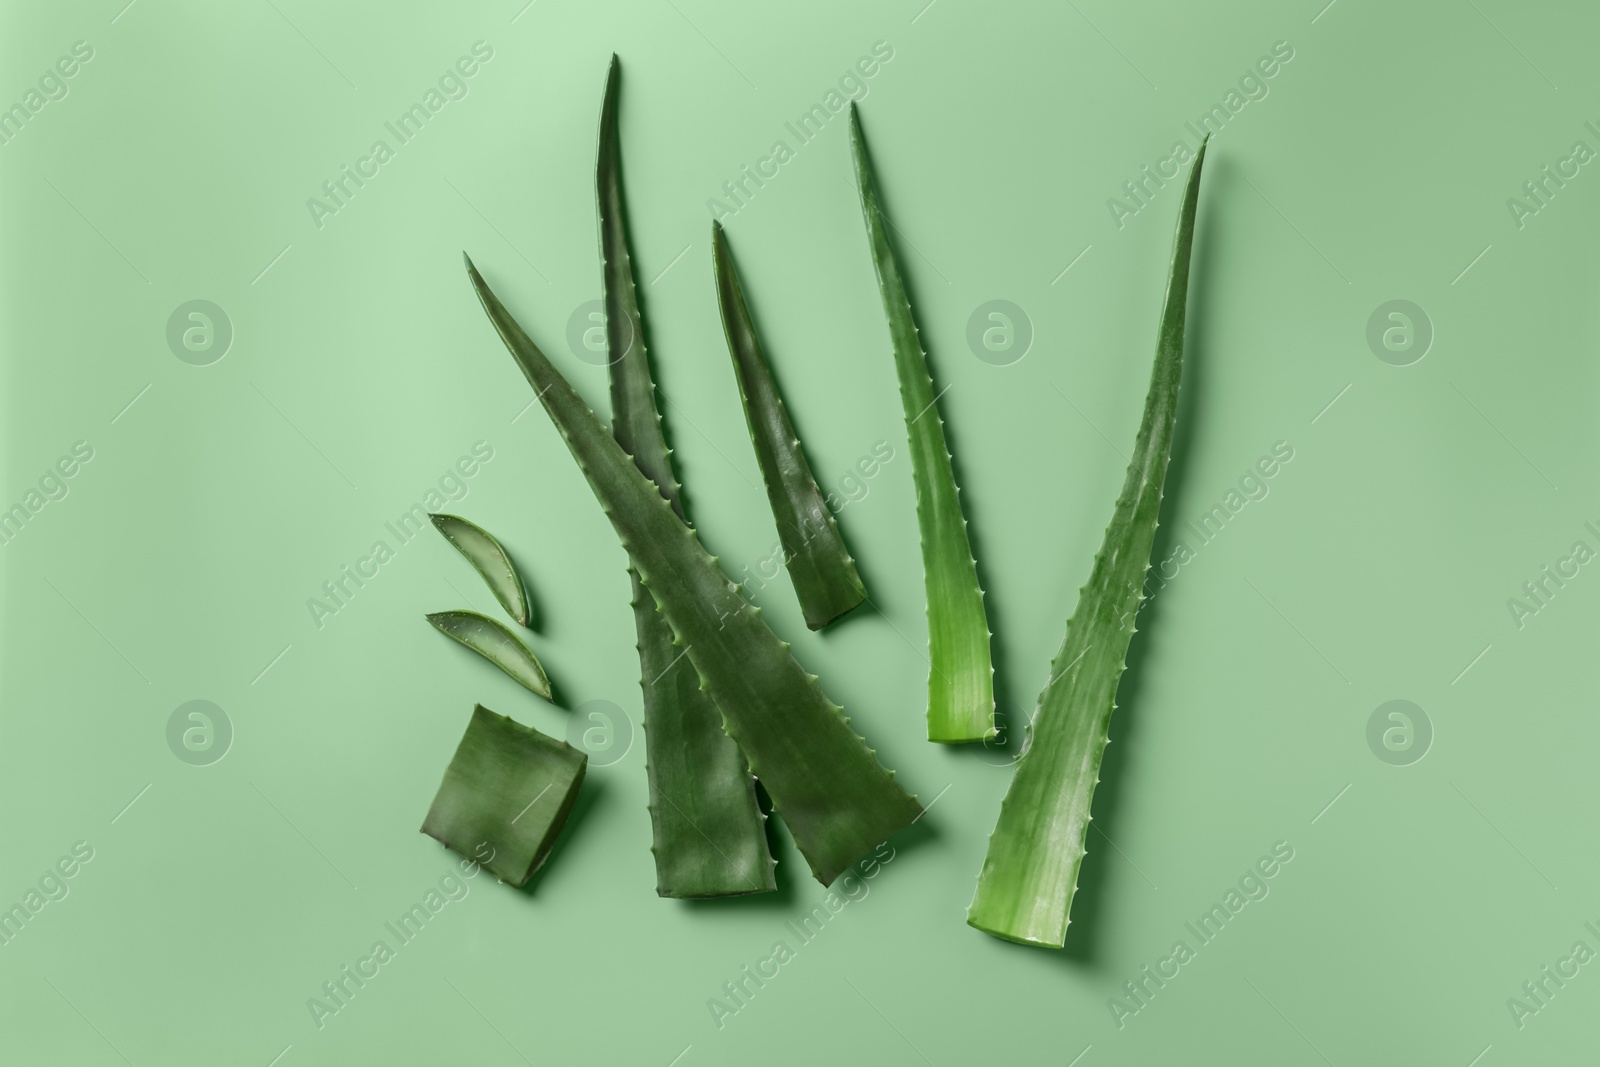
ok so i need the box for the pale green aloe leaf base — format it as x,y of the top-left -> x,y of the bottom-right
422,704 -> 586,887
465,257 -> 922,887
849,103 -> 994,744
712,220 -> 867,631
430,513 -> 531,627
967,139 -> 1208,948
426,610 -> 551,700
596,57 -> 775,898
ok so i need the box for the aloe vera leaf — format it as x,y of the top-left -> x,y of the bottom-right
966,139 -> 1208,949
430,513 -> 531,627
464,255 -> 923,886
425,610 -> 551,701
421,704 -> 586,886
596,57 -> 775,898
712,221 -> 868,630
848,103 -> 994,744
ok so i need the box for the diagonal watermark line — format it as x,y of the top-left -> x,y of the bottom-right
1465,1044 -> 1492,1067
666,1044 -> 693,1067
910,783 -> 952,824
662,0 -> 757,88
1449,382 -> 1557,489
43,176 -> 150,284
910,383 -> 951,424
252,782 -> 360,890
1052,244 -> 1093,284
1311,383 -> 1351,424
650,244 -> 693,286
445,977 -> 532,1064
442,176 -> 551,283
1062,0 -> 1156,89
1451,643 -> 1492,686
252,644 -> 293,685
1243,576 -> 1350,683
1465,0 -> 1558,89
1242,176 -> 1350,284
911,0 -> 938,22
511,383 -> 554,423
1451,244 -> 1492,285
265,0 -> 357,88
45,978 -> 135,1066
840,175 -> 953,284
510,0 -> 537,22
111,0 -> 138,23
1451,781 -> 1557,889
844,978 -> 937,1066
1311,783 -> 1351,824
250,382 -> 360,489
1311,0 -> 1337,23
651,644 -> 693,685
657,789 -> 760,890
265,1045 -> 293,1067
1047,643 -> 1093,688
1244,977 -> 1335,1065
111,383 -> 152,424
1066,1046 -> 1093,1067
112,783 -> 152,824
252,244 -> 293,285
43,576 -> 150,683
510,784 -> 553,825
1090,820 -> 1158,889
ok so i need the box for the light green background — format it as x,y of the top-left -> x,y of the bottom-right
2,0 -> 1595,1063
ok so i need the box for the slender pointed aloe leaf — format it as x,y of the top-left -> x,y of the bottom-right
967,139 -> 1208,949
849,104 -> 995,744
464,254 -> 923,886
712,221 -> 868,631
598,57 -> 774,898
426,610 -> 551,701
430,513 -> 531,627
422,704 -> 586,887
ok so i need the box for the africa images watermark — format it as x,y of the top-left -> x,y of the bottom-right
1504,521 -> 1600,631
1506,920 -> 1600,1030
0,40 -> 95,148
706,41 -> 895,221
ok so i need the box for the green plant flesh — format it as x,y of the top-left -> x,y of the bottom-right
465,255 -> 923,886
849,103 -> 994,744
430,513 -> 531,627
712,222 -> 868,630
966,139 -> 1207,948
422,704 -> 586,886
597,58 -> 775,898
426,610 -> 551,700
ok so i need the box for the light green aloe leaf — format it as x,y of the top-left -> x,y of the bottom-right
422,704 -> 586,887
596,56 -> 775,898
967,138 -> 1208,949
712,220 -> 867,631
849,103 -> 994,744
426,610 -> 551,701
464,254 -> 923,887
430,513 -> 531,628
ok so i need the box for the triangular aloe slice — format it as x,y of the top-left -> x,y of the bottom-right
849,103 -> 994,744
426,610 -> 551,700
967,139 -> 1208,948
712,220 -> 868,630
422,704 -> 586,886
430,513 -> 531,627
464,255 -> 923,886
596,57 -> 774,898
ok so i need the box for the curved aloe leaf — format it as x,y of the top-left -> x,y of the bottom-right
422,704 -> 586,887
967,139 -> 1208,948
849,103 -> 994,744
598,57 -> 775,898
430,513 -> 531,627
464,254 -> 923,886
426,610 -> 551,700
712,221 -> 867,630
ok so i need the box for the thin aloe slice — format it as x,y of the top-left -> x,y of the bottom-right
712,221 -> 868,630
849,103 -> 994,744
430,513 -> 531,627
967,139 -> 1208,948
464,254 -> 923,886
422,704 -> 586,886
426,610 -> 551,700
597,58 -> 774,898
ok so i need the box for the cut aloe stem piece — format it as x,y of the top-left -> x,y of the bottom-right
464,254 -> 923,886
426,610 -> 551,700
967,139 -> 1208,949
712,221 -> 868,631
596,56 -> 774,898
430,513 -> 531,627
848,104 -> 994,745
422,704 -> 586,887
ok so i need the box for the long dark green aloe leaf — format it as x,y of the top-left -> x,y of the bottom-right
430,513 -> 531,627
967,138 -> 1208,949
597,57 -> 775,898
426,610 -> 551,700
422,704 -> 586,887
465,255 -> 922,886
849,103 -> 994,744
712,221 -> 867,630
